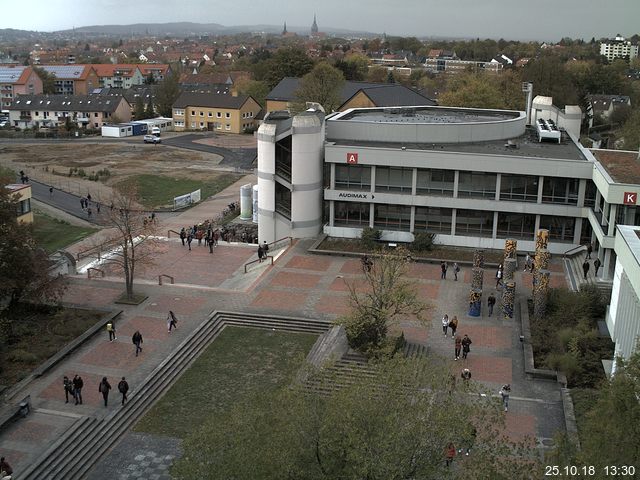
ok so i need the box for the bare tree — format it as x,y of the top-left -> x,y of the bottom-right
96,185 -> 161,300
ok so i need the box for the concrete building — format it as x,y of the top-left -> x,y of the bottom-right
172,91 -> 260,133
600,35 -> 639,62
530,96 -> 582,139
0,65 -> 42,111
607,225 -> 640,370
6,184 -> 33,224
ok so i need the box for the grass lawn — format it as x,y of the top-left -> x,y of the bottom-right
0,306 -> 104,388
134,326 -> 318,439
32,209 -> 96,253
117,173 -> 241,209
318,237 -> 505,264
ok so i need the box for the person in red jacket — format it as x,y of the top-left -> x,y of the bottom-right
445,443 -> 456,467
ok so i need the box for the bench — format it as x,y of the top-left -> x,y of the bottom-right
0,395 -> 32,432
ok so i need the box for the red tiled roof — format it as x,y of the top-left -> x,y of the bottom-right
591,149 -> 640,185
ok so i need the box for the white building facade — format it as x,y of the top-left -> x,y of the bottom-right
599,35 -> 639,62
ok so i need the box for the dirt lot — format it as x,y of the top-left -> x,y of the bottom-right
0,142 -> 226,199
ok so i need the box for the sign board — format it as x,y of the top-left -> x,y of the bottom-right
623,192 -> 637,205
346,152 -> 358,164
190,189 -> 201,204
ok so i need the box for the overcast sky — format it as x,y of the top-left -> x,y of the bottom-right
3,0 -> 638,41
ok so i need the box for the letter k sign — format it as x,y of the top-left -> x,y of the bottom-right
624,192 -> 637,205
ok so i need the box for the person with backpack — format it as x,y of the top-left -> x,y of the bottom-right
99,377 -> 111,407
132,330 -> 143,357
461,334 -> 472,360
118,377 -> 129,405
500,384 -> 511,412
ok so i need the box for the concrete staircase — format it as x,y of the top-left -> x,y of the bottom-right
19,311 -> 330,480
563,250 -> 612,299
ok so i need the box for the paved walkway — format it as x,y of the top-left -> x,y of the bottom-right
0,187 -> 571,477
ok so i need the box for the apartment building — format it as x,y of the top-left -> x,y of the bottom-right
0,66 -> 43,110
172,91 -> 260,133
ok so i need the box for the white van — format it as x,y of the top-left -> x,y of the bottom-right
151,126 -> 161,137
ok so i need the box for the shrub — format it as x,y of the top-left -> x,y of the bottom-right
411,232 -> 435,252
77,168 -> 86,178
6,349 -> 38,363
360,227 -> 381,250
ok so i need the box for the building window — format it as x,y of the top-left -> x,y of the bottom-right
217,112 -> 221,118
584,180 -> 597,208
542,177 -> 579,205
225,112 -> 230,118
17,198 -> 31,216
414,207 -> 452,234
335,165 -> 371,191
225,124 -> 231,131
275,183 -> 292,219
456,209 -> 494,237
200,122 -> 204,128
199,111 -> 204,116
375,167 -> 413,194
335,201 -> 370,227
191,122 -> 196,128
458,171 -> 497,199
191,110 -> 195,116
216,124 -> 222,129
175,109 -> 184,116
208,112 -> 212,117
539,215 -> 575,243
416,169 -> 454,196
374,204 -> 411,231
496,212 -> 536,240
500,174 -> 538,202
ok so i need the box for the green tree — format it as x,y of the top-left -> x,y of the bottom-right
294,62 -> 345,113
145,98 -> 155,118
144,72 -> 156,85
154,73 -> 180,117
235,79 -> 270,108
338,248 -> 429,357
522,56 -> 578,107
367,66 -> 388,83
172,357 -> 540,480
621,108 -> 640,150
254,47 -> 314,89
134,96 -> 146,120
439,72 -> 508,109
33,66 -> 57,94
335,54 -> 370,81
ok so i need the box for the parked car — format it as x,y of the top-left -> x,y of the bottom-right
143,135 -> 161,144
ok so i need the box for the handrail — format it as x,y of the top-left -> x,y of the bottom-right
266,236 -> 293,251
87,267 -> 105,279
563,244 -> 586,259
76,238 -> 121,262
167,229 -> 180,238
158,274 -> 174,285
244,255 -> 274,273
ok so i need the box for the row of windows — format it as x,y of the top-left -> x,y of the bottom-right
333,202 -> 577,242
334,165 -> 582,205
190,122 -> 232,130
177,110 -> 255,119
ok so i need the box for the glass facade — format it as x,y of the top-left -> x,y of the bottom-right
335,165 -> 371,191
542,177 -> 579,205
584,180 -> 597,208
274,136 -> 292,182
500,174 -> 538,202
456,209 -> 494,237
540,215 -> 575,243
457,171 -> 497,199
375,167 -> 413,194
374,204 -> 411,231
334,201 -> 370,227
416,168 -> 454,196
414,207 -> 452,234
496,213 -> 536,239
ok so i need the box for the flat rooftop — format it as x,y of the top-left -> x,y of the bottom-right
335,106 -> 520,124
591,149 -> 640,184
329,128 -> 587,161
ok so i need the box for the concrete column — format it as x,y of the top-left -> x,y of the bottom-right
608,204 -> 618,236
330,163 -> 335,189
411,168 -> 417,196
369,203 -> 375,228
329,201 -> 335,227
495,174 -> 501,201
370,166 -> 376,194
574,217 -> 583,245
453,170 -> 460,198
602,200 -> 610,227
577,179 -> 586,208
410,206 -> 416,233
492,211 -> 498,239
534,214 -> 541,235
603,248 -> 612,280
451,208 -> 457,236
537,175 -> 544,203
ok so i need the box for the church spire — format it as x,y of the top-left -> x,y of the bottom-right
311,14 -> 318,34
282,21 -> 287,35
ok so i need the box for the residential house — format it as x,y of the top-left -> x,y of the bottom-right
89,85 -> 157,119
587,94 -> 632,127
38,65 -> 99,95
600,35 -> 639,62
172,91 -> 260,133
93,64 -> 145,89
0,65 -> 43,111
137,64 -> 171,83
6,184 -> 33,224
8,94 -> 131,130
265,77 -> 436,113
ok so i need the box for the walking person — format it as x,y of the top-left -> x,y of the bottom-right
187,232 -> 193,251
80,197 -> 86,210
445,443 -> 456,467
168,310 -> 178,333
500,384 -> 511,412
179,227 -> 186,246
594,258 -> 601,277
106,321 -> 116,342
208,235 -> 214,253
440,261 -> 448,280
118,377 -> 129,405
487,293 -> 496,317
441,314 -> 449,336
454,334 -> 462,360
586,242 -> 592,259
72,374 -> 83,405
49,186 -> 54,197
461,334 -> 472,360
461,368 -> 472,385
262,240 -> 269,256
132,330 -> 143,357
99,377 -> 111,407
582,260 -> 590,280
87,193 -> 92,204
449,315 -> 458,338
63,375 -> 74,404
87,207 -> 92,218
495,264 -> 503,289
453,262 -> 460,281
524,253 -> 532,272
257,244 -> 264,263
96,203 -> 101,214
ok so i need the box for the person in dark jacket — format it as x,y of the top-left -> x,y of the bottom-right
461,334 -> 472,360
63,376 -> 74,404
582,260 -> 590,279
73,374 -> 84,405
0,457 -> 13,477
118,377 -> 129,405
179,227 -> 186,246
132,330 -> 143,357
99,377 -> 111,407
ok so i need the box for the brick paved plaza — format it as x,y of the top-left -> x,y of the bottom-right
0,180 -> 570,476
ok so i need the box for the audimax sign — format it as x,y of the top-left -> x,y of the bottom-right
338,192 -> 370,199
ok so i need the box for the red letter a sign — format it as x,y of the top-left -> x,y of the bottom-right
346,152 -> 358,164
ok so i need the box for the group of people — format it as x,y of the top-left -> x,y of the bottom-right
179,225 -> 219,253
442,315 -> 472,361
582,244 -> 601,279
257,241 -> 270,262
96,376 -> 130,407
62,374 -> 85,405
440,261 -> 461,281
